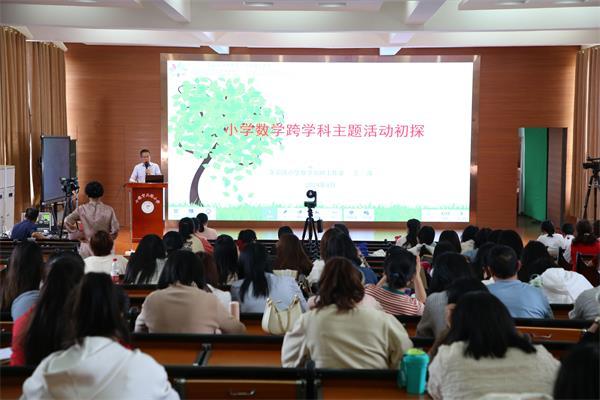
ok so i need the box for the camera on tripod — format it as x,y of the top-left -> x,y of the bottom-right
583,157 -> 600,172
60,177 -> 79,195
304,190 -> 317,208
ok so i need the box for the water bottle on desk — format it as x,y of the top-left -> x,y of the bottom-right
397,348 -> 429,395
110,258 -> 120,284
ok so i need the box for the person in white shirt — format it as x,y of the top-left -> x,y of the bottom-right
21,273 -> 178,400
129,149 -> 162,183
84,231 -> 127,275
536,220 -> 566,259
561,222 -> 575,263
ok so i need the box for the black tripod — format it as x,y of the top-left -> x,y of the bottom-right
302,207 -> 319,260
59,190 -> 76,238
582,168 -> 599,220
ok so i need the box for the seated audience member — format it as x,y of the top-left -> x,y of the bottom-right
83,231 -> 127,275
237,229 -> 257,251
460,225 -> 479,254
536,267 -> 592,305
193,217 -> 214,254
274,234 -> 312,277
11,252 -> 84,366
427,278 -> 489,358
518,240 -> 556,282
307,228 -> 338,286
198,251 -> 232,308
554,342 -> 599,399
325,232 -> 378,285
214,234 -> 240,285
10,207 -> 44,240
427,292 -> 559,400
470,242 -> 495,282
488,229 -> 503,243
416,253 -> 473,338
163,231 -> 184,255
487,245 -> 553,318
179,217 -> 204,253
569,286 -> 600,320
278,226 -> 294,238
497,229 -> 524,258
407,225 -> 435,257
561,222 -> 575,263
438,230 -> 462,254
396,218 -> 420,249
64,181 -> 119,258
1,242 -> 43,320
536,220 -> 566,259
282,257 -> 413,368
569,219 -> 600,271
231,243 -> 307,313
195,212 -> 218,240
21,273 -> 178,399
124,234 -> 167,284
135,250 -> 244,334
365,247 -> 426,316
463,227 -> 492,262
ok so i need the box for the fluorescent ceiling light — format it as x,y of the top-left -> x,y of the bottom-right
554,0 -> 588,3
243,1 -> 274,7
319,2 -> 347,7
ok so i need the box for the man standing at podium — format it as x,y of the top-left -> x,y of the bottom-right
129,149 -> 161,183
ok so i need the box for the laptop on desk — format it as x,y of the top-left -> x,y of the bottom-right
145,175 -> 164,183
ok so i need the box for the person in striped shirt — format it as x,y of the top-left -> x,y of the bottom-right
365,247 -> 426,316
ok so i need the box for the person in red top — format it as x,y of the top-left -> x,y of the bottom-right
365,247 -> 426,316
11,252 -> 84,366
570,220 -> 600,268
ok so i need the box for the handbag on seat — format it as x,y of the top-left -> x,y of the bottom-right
261,295 -> 302,335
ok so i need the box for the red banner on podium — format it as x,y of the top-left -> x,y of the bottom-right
126,183 -> 167,242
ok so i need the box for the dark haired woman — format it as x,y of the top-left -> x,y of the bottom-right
192,217 -> 214,254
396,218 -> 420,249
64,180 -> 119,258
325,233 -> 378,285
163,230 -> 184,255
135,250 -> 244,334
438,230 -> 462,254
569,219 -> 600,271
11,252 -> 84,366
427,291 -> 559,399
282,257 -> 412,368
178,217 -> 204,253
214,234 -> 240,285
364,247 -> 426,315
460,225 -> 479,253
195,212 -> 218,240
22,273 -> 178,399
1,242 -> 44,320
416,252 -> 473,338
536,220 -> 566,258
231,243 -> 307,313
274,234 -> 312,277
84,230 -> 127,275
553,342 -> 599,399
124,234 -> 167,284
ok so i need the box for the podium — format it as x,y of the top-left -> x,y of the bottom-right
126,183 -> 167,242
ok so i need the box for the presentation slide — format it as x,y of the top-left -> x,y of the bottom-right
166,59 -> 473,222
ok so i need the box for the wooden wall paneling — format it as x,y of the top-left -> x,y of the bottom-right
65,45 -> 578,229
547,128 -> 567,226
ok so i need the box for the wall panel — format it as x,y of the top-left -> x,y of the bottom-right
65,44 -> 577,229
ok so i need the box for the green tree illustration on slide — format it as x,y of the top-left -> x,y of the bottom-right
170,77 -> 285,205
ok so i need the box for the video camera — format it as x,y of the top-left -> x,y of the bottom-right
60,177 -> 79,195
304,190 -> 317,208
583,157 -> 600,173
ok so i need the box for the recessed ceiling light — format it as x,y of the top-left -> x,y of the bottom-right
243,1 -> 274,7
496,0 -> 528,5
318,2 -> 347,8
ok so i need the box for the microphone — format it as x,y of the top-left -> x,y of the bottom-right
144,162 -> 150,169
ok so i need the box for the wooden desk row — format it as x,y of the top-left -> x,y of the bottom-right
0,364 -> 427,400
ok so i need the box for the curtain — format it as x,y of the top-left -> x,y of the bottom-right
0,27 -> 30,220
570,46 -> 600,220
28,41 -> 68,205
